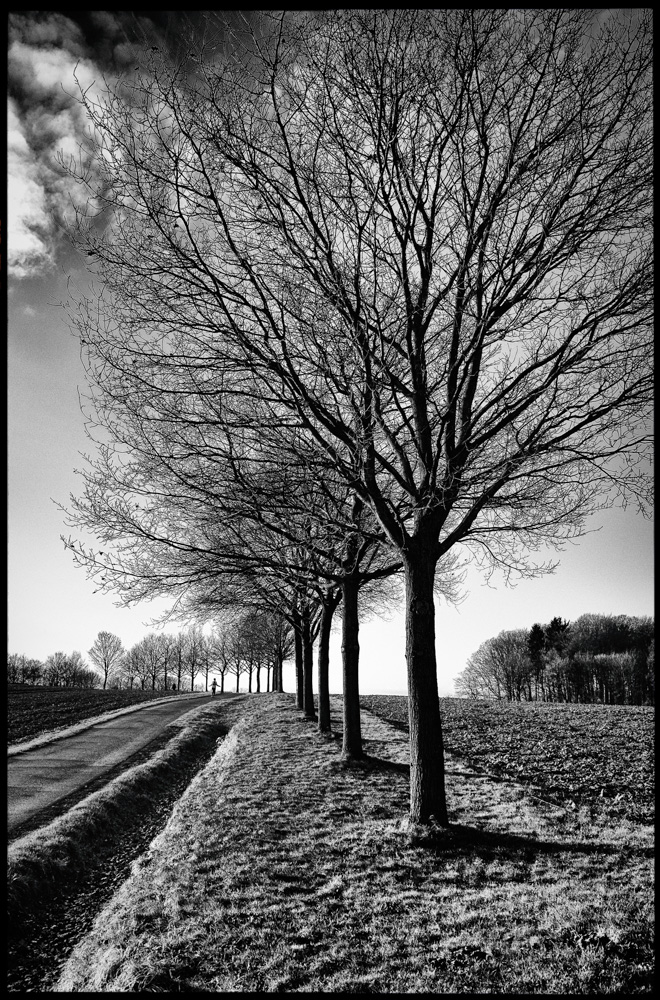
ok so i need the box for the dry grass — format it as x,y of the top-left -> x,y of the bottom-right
54,695 -> 653,993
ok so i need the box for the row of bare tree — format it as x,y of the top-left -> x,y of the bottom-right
56,10 -> 652,824
456,614 -> 655,705
7,612 -> 294,693
118,614 -> 292,693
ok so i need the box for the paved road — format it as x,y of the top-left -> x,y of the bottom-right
7,694 -> 233,839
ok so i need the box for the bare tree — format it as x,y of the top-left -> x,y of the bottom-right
209,628 -> 231,693
200,634 -> 212,692
66,651 -> 98,688
119,648 -> 138,689
7,654 -> 44,686
158,632 -> 176,691
528,624 -> 546,702
7,654 -> 22,685
234,608 -> 292,694
171,632 -> 187,691
41,650 -> 97,687
88,631 -> 124,689
223,625 -> 245,694
44,651 -> 69,687
185,624 -> 204,692
139,633 -> 166,690
458,630 -> 533,702
130,639 -> 151,691
64,9 -> 652,824
216,608 -> 283,694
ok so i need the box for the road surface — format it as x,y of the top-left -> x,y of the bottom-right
7,693 -> 232,839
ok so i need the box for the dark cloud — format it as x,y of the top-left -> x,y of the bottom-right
58,10 -> 165,68
8,11 -> 87,54
8,10 -> 156,83
6,9 -> 271,279
46,11 -> 220,67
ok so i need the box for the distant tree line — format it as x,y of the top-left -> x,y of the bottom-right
455,615 -> 654,705
7,650 -> 98,688
7,610 -> 293,694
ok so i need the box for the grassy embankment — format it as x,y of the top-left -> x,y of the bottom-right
49,693 -> 653,994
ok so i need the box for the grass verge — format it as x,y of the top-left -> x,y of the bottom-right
54,694 -> 653,993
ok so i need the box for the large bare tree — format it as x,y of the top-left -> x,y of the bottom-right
88,631 -> 124,689
65,9 -> 652,824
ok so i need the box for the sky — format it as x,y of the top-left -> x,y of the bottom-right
7,11 -> 654,697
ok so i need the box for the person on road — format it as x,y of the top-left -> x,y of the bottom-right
211,678 -> 217,696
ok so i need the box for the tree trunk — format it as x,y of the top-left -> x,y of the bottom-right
276,648 -> 284,692
318,588 -> 340,733
404,547 -> 449,826
302,612 -> 315,719
294,625 -> 303,709
341,573 -> 362,759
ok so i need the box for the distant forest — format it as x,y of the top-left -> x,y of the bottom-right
455,614 -> 654,705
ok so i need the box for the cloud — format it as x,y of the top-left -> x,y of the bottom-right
7,98 -> 55,279
6,11 -> 196,280
6,16 -> 98,280
6,12 -> 150,281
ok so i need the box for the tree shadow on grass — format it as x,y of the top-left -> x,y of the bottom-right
329,752 -> 410,777
327,753 -> 653,865
408,821 -> 655,862
361,752 -> 411,776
